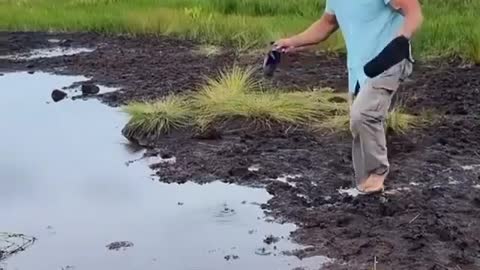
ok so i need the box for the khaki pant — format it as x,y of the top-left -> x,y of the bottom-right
349,60 -> 413,186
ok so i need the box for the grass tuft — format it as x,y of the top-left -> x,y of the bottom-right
314,105 -> 425,135
122,95 -> 192,139
386,108 -> 424,134
122,66 -> 425,139
466,29 -> 480,64
192,65 -> 257,127
193,44 -> 222,57
210,91 -> 322,126
192,66 -> 347,129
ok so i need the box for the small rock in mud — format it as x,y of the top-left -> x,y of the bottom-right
263,235 -> 280,245
177,202 -> 184,206
81,83 -> 100,95
220,207 -> 235,215
192,127 -> 222,140
144,148 -> 158,157
473,197 -> 480,208
160,151 -> 173,159
255,247 -> 272,256
224,254 -> 239,261
106,241 -> 134,251
61,39 -> 73,47
51,89 -> 67,102
228,167 -> 250,177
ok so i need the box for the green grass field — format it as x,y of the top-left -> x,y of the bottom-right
0,0 -> 479,60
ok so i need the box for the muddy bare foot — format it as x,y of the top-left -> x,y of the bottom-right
358,174 -> 385,193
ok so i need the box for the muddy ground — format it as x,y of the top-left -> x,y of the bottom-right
1,31 -> 479,270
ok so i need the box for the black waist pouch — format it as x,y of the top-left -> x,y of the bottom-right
364,36 -> 412,78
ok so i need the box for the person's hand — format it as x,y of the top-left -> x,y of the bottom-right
273,38 -> 297,53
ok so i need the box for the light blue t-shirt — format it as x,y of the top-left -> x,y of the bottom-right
325,0 -> 404,93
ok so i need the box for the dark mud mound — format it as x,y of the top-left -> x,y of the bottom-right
106,241 -> 134,251
1,32 -> 480,270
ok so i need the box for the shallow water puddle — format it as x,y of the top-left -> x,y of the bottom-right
0,72 -> 329,270
0,47 -> 94,61
338,188 -> 361,197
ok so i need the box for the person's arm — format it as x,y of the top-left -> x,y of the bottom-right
389,0 -> 423,38
275,13 -> 338,52
290,13 -> 339,47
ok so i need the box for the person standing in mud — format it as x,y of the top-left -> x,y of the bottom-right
274,0 -> 423,194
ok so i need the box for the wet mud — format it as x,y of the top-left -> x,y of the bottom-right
1,31 -> 480,270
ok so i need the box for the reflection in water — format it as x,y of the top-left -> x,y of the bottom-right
0,47 -> 95,61
0,72 -> 329,270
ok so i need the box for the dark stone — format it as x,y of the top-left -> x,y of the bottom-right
160,151 -> 173,159
51,89 -> 67,102
224,255 -> 239,261
228,167 -> 249,177
192,127 -> 222,140
106,241 -> 134,251
437,137 -> 448,145
27,70 -> 35,74
473,197 -> 480,208
81,83 -> 100,95
61,39 -> 73,47
263,235 -> 280,245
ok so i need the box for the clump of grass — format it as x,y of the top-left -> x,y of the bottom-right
386,107 -> 424,134
213,91 -> 322,126
192,65 -> 257,127
122,66 -> 424,139
315,114 -> 350,132
193,44 -> 222,57
314,105 -> 424,134
466,29 -> 480,64
192,66 -> 344,129
122,95 -> 192,139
